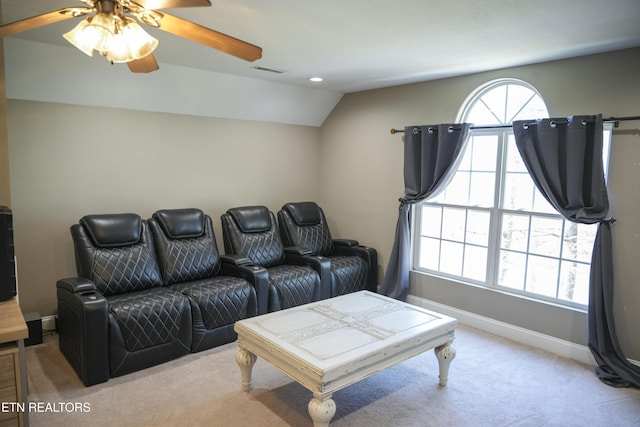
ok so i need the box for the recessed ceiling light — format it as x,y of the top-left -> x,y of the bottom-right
309,77 -> 324,82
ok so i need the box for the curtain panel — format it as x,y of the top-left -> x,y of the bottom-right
513,114 -> 640,388
379,123 -> 471,300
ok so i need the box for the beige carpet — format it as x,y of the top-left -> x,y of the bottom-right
24,325 -> 640,427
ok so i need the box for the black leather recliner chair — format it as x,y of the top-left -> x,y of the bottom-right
56,209 -> 266,386
277,201 -> 378,296
148,208 -> 263,352
221,205 -> 330,311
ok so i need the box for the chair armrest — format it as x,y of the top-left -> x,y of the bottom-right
332,245 -> 379,293
220,259 -> 270,315
284,252 -> 332,300
56,277 -> 97,294
56,277 -> 109,386
284,246 -> 313,256
220,254 -> 253,266
333,239 -> 360,247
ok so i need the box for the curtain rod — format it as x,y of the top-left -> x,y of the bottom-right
389,116 -> 640,134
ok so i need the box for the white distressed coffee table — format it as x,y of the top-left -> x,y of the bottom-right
234,291 -> 457,426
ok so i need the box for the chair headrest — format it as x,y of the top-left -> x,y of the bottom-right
283,202 -> 321,226
153,208 -> 205,239
227,206 -> 271,233
80,213 -> 142,248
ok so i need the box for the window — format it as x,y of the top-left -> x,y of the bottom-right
413,79 -> 612,308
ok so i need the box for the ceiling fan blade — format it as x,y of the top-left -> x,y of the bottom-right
153,13 -> 262,62
127,54 -> 160,73
132,0 -> 211,9
0,8 -> 93,37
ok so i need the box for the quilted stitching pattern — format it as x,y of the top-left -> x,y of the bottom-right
57,299 -> 84,379
278,208 -> 333,256
108,288 -> 188,352
224,213 -> 285,267
172,276 -> 253,329
293,222 -> 334,256
267,264 -> 317,309
90,241 -> 162,297
151,217 -> 221,286
159,236 -> 221,284
330,255 -> 367,296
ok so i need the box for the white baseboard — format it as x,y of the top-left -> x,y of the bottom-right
407,295 -> 597,366
42,315 -> 57,332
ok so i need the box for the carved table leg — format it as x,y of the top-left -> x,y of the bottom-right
434,343 -> 456,386
235,347 -> 257,392
308,393 -> 336,427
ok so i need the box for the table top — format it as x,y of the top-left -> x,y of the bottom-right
235,291 -> 457,385
0,298 -> 28,343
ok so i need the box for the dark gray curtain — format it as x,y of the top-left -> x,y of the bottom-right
513,114 -> 640,388
379,123 -> 471,300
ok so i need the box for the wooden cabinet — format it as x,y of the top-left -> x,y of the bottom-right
0,344 -> 22,426
0,299 -> 28,427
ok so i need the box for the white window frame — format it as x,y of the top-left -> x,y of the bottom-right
411,78 -> 612,309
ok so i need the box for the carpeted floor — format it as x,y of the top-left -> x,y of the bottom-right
23,325 -> 640,426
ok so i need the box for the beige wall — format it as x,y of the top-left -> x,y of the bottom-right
7,100 -> 321,316
319,48 -> 640,359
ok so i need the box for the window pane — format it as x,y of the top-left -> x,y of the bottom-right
419,237 -> 440,271
466,210 -> 490,246
498,250 -> 526,290
471,136 -> 498,171
559,261 -> 590,305
529,217 -> 562,257
421,205 -> 442,238
525,255 -> 559,297
506,84 -> 536,123
501,214 -> 529,252
479,85 -> 507,123
441,207 -> 466,241
505,137 -> 527,173
503,172 -> 534,210
463,245 -> 487,281
562,222 -> 597,263
443,172 -> 470,205
469,172 -> 495,207
532,189 -> 556,214
440,241 -> 463,275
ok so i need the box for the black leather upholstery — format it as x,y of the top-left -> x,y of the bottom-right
221,206 -> 328,311
56,209 -> 265,386
149,208 -> 258,352
278,202 -> 378,296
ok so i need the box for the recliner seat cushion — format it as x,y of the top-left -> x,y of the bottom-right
266,264 -> 318,310
329,255 -> 367,296
170,276 -> 256,330
107,287 -> 191,352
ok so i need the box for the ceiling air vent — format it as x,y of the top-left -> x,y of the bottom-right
252,66 -> 285,74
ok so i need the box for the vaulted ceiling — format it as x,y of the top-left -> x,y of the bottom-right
3,0 -> 640,126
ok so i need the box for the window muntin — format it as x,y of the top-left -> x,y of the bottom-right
413,79 -> 611,308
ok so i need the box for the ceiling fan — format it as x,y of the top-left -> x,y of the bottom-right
0,0 -> 262,73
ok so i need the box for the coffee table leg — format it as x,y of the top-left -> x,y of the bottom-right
308,393 -> 336,427
434,343 -> 456,386
235,347 -> 257,392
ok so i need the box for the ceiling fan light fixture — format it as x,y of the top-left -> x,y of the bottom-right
63,13 -> 116,57
107,18 -> 159,63
63,12 -> 158,64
